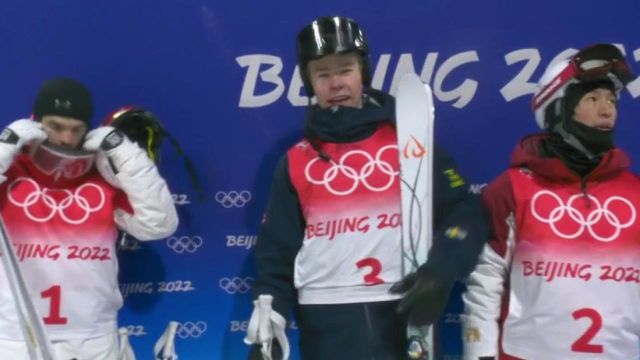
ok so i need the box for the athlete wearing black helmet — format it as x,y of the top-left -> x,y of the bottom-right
296,16 -> 371,97
246,16 -> 488,360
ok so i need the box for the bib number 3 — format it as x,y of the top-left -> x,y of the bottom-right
356,258 -> 384,285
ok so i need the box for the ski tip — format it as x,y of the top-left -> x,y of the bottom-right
400,72 -> 422,84
399,72 -> 433,93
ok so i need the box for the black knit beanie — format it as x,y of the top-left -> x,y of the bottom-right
32,77 -> 93,126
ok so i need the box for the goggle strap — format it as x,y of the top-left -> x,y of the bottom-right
144,126 -> 156,162
164,131 -> 206,201
531,63 -> 578,111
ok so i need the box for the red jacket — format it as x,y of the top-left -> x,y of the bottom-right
463,134 -> 640,360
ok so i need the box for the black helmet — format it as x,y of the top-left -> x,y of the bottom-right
296,16 -> 371,96
103,105 -> 205,200
103,106 -> 164,163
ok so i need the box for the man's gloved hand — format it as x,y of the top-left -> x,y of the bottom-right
84,124 -> 177,240
83,126 -> 126,153
83,126 -> 136,188
390,266 -> 454,326
0,118 -> 47,182
2,118 -> 48,148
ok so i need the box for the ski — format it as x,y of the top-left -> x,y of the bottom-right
0,216 -> 57,360
395,73 -> 435,360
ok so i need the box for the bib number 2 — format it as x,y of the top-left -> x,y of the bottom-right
571,308 -> 603,353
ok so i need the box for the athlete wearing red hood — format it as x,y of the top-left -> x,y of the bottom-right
462,44 -> 640,360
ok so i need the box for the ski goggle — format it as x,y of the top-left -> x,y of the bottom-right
532,44 -> 636,111
30,142 -> 95,181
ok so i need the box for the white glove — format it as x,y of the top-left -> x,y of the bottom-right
0,118 -> 47,183
82,126 -> 130,187
244,295 -> 290,360
153,321 -> 179,360
83,126 -> 128,152
83,125 -> 177,241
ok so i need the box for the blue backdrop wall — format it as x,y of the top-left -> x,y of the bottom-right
2,1 -> 640,359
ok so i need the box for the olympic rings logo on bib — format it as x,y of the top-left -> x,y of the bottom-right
8,177 -> 105,224
531,190 -> 636,242
305,145 -> 399,196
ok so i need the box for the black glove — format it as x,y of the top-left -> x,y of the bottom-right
390,266 -> 454,326
247,344 -> 264,360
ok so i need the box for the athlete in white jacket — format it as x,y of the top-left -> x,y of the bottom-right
0,77 -> 178,359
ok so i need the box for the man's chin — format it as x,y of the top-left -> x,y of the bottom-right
328,100 -> 349,107
330,100 -> 363,109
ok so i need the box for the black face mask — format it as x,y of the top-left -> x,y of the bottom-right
562,118 -> 614,156
542,113 -> 615,177
549,81 -> 616,159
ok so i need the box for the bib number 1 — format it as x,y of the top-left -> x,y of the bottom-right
41,285 -> 67,325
